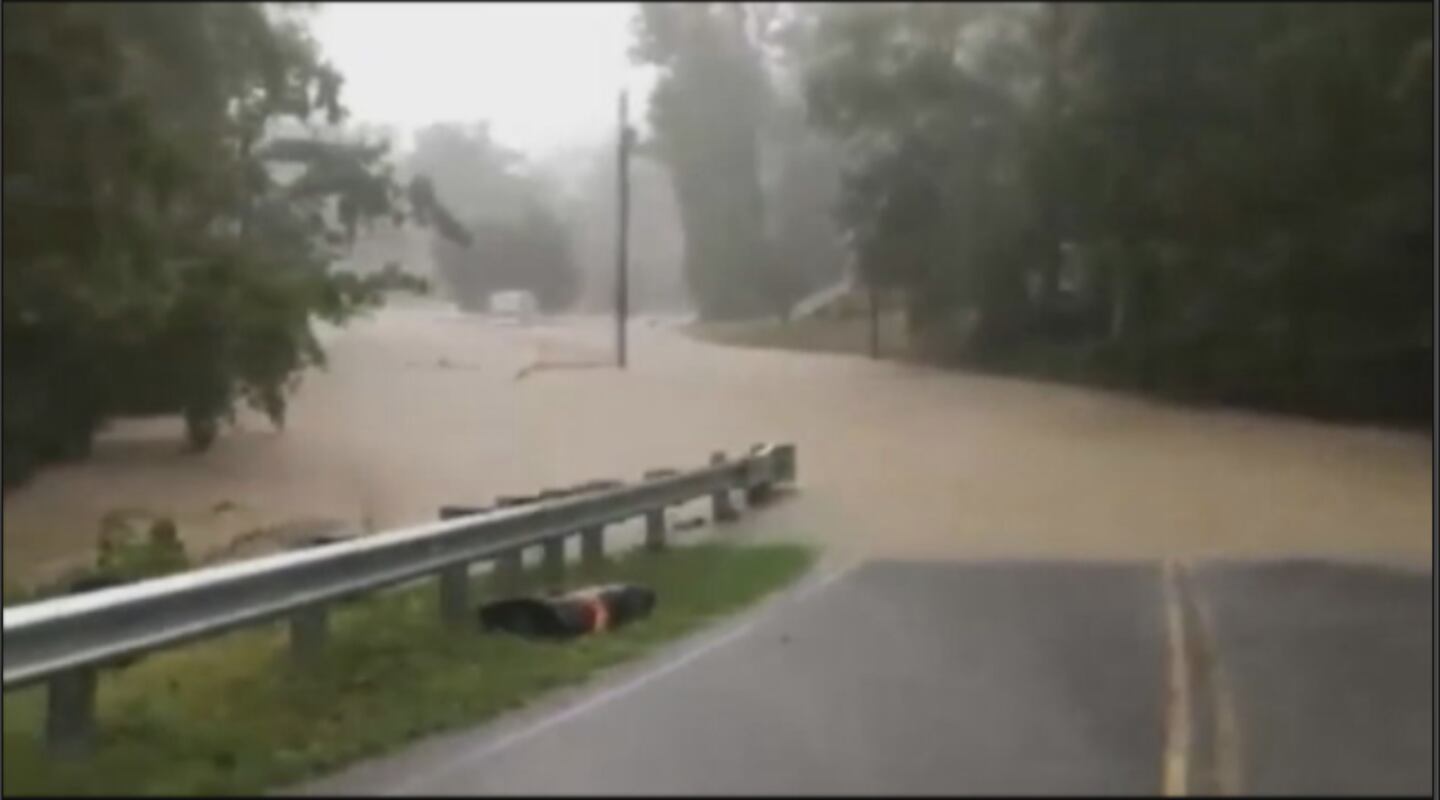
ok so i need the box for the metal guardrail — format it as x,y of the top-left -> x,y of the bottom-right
1,443 -> 797,755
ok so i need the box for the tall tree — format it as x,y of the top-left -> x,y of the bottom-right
807,3 -> 1040,349
756,3 -> 850,313
632,3 -> 776,320
2,3 -> 466,486
801,1 -> 1431,423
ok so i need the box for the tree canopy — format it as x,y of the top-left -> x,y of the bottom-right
2,2 -> 468,487
801,1 -> 1431,423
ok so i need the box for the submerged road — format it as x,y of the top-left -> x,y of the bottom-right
4,309 -> 1431,581
296,557 -> 1432,796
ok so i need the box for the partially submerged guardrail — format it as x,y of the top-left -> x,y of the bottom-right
2,443 -> 797,755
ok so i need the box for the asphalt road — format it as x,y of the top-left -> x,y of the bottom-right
1188,559 -> 1434,796
294,558 -> 1432,796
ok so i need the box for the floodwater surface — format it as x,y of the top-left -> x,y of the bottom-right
3,306 -> 1431,583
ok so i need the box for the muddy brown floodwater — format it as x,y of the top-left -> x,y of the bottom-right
3,305 -> 1432,586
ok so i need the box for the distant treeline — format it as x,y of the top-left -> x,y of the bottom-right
793,2 -> 1431,425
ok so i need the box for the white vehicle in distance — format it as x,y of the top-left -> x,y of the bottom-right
487,289 -> 538,325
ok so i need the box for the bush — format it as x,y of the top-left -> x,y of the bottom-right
97,513 -> 191,583
2,5 -> 464,488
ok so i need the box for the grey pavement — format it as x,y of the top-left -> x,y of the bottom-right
1188,559 -> 1433,796
295,558 -> 1432,796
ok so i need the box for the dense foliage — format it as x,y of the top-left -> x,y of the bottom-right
2,3 -> 466,487
802,2 -> 1432,424
631,3 -> 847,321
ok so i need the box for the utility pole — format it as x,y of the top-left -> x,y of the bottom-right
615,91 -> 631,369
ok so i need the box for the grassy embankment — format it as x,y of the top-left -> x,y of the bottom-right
2,541 -> 815,796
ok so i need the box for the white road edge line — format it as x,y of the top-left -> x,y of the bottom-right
388,559 -> 861,796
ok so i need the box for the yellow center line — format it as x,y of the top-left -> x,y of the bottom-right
1161,559 -> 1192,797
1181,562 -> 1244,796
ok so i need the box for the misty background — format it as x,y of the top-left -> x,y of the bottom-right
3,2 -> 1430,492
321,2 -> 849,320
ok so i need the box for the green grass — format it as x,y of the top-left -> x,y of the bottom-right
2,542 -> 816,796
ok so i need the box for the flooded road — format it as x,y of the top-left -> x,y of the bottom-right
3,306 -> 1431,583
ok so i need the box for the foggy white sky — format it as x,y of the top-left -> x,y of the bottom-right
311,2 -> 655,159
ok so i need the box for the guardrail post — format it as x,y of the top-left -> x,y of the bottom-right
290,606 -> 329,661
543,537 -> 566,582
710,451 -> 739,523
439,565 -> 469,626
645,509 -> 667,551
2,445 -> 805,723
45,668 -> 97,757
744,446 -> 776,506
581,526 -> 605,566
495,550 -> 523,592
